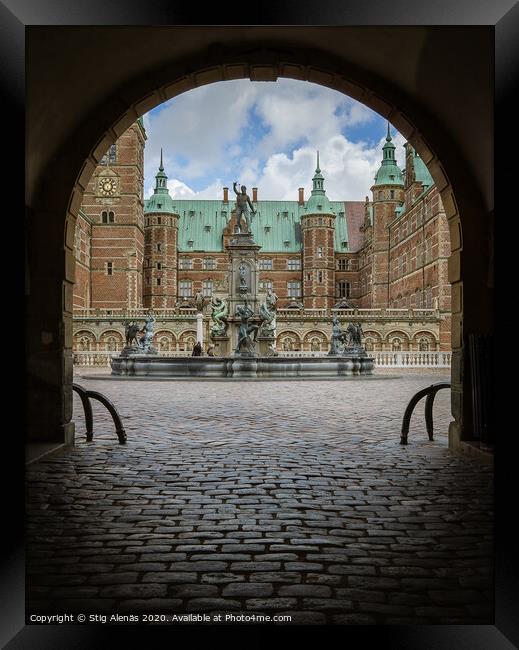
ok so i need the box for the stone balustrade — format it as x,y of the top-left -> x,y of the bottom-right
373,350 -> 452,367
74,306 -> 440,322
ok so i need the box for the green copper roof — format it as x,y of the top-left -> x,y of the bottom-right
373,124 -> 404,187
305,151 -> 334,214
146,150 -> 176,213
144,151 -> 350,252
144,198 -> 350,253
412,149 -> 433,188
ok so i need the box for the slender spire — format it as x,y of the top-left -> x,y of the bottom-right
316,150 -> 320,172
154,149 -> 168,193
386,122 -> 392,141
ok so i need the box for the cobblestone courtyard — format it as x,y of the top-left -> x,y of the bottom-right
26,371 -> 493,625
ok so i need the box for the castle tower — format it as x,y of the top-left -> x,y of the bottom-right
143,149 -> 179,309
80,120 -> 147,310
370,124 -> 405,307
301,152 -> 336,309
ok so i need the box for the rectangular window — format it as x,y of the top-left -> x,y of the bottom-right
317,247 -> 323,258
157,217 -> 161,225
202,280 -> 213,297
287,281 -> 301,298
259,280 -> 273,292
179,280 -> 192,297
338,281 -> 351,298
156,243 -> 161,252
157,262 -> 162,270
106,262 -> 113,275
203,258 -> 215,270
317,271 -> 323,283
157,277 -> 161,286
287,258 -> 301,270
337,259 -> 348,271
259,259 -> 273,270
179,258 -> 193,270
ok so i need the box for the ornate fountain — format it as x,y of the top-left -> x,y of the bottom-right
111,182 -> 374,378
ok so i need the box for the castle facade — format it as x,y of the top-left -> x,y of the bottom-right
73,120 -> 451,361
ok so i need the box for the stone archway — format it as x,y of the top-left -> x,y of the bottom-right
26,28 -> 493,448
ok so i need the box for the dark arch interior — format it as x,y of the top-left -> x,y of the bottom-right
25,26 -> 493,450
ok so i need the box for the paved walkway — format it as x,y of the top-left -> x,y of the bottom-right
26,372 -> 493,625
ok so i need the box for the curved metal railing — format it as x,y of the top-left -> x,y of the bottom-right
72,383 -> 127,444
400,381 -> 451,445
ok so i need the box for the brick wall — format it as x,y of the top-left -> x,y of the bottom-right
80,122 -> 145,308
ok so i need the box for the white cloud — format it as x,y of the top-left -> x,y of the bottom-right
143,78 -> 408,202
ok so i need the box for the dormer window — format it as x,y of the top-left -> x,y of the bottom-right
341,241 -> 348,249
339,211 -> 345,218
189,210 -> 195,218
264,226 -> 271,234
157,203 -> 162,209
284,240 -> 290,248
317,204 -> 322,211
283,211 -> 288,218
187,239 -> 194,247
204,225 -> 211,232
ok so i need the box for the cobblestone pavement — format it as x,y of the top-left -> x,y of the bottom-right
26,371 -> 493,625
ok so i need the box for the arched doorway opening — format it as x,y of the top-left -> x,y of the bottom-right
26,29 -> 493,451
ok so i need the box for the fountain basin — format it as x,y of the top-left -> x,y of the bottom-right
110,355 -> 374,378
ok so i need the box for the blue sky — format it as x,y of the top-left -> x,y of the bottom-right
142,79 -> 406,201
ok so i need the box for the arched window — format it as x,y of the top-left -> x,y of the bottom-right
106,337 -> 118,351
310,338 -> 322,352
101,210 -> 115,224
78,337 -> 91,351
419,337 -> 429,351
158,337 -> 171,352
282,337 -> 294,351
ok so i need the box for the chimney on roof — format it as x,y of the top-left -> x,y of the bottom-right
252,187 -> 258,202
298,188 -> 305,206
223,187 -> 229,203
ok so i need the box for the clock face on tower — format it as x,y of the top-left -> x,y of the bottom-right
99,177 -> 117,196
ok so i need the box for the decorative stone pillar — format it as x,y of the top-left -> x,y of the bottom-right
196,312 -> 204,345
226,232 -> 262,353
